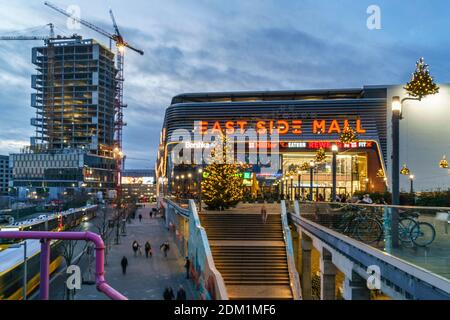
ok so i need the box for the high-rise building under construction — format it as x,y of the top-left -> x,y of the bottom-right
10,37 -> 117,199
31,37 -> 116,154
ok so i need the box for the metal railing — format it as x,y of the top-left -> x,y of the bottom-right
289,200 -> 450,299
0,231 -> 127,300
280,200 -> 302,300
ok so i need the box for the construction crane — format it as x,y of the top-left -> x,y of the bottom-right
44,1 -> 144,203
0,23 -> 54,43
0,23 -> 80,43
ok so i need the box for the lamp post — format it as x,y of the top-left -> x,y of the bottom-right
365,178 -> 370,192
331,144 -> 338,202
290,175 -> 294,201
175,175 -> 180,198
309,160 -> 315,201
181,174 -> 185,198
391,96 -> 402,206
297,170 -> 301,200
197,168 -> 203,212
187,173 -> 192,196
409,174 -> 415,194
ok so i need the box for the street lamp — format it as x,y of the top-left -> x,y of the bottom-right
290,175 -> 294,201
180,174 -> 186,198
331,144 -> 338,202
11,241 -> 28,300
187,173 -> 192,195
409,174 -> 415,194
309,160 -> 315,201
297,170 -> 302,200
365,178 -> 370,192
391,96 -> 402,206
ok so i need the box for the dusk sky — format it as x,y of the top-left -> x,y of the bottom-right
1,0 -> 450,170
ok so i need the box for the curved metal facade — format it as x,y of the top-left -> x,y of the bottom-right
162,88 -> 388,164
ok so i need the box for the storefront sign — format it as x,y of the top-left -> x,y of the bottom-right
279,141 -> 373,149
196,119 -> 366,135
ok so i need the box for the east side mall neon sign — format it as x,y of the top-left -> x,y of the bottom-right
196,119 -> 366,135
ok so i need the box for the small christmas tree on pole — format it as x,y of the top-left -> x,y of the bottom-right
340,125 -> 358,143
314,148 -> 326,163
404,57 -> 439,100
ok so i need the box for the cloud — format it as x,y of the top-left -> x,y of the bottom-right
0,0 -> 450,169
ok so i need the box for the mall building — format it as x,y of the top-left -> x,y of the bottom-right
156,85 -> 450,200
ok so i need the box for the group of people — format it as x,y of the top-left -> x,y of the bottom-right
163,285 -> 187,300
162,257 -> 191,300
136,207 -> 161,223
118,206 -> 192,300
299,192 -> 387,205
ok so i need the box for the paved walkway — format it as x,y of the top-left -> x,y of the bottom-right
47,205 -> 196,300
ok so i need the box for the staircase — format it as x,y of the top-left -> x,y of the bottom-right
199,212 -> 294,299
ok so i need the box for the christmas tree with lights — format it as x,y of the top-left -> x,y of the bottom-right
404,57 -> 439,100
201,137 -> 244,210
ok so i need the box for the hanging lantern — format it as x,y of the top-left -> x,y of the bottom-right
376,168 -> 385,178
439,155 -> 449,169
400,164 -> 410,175
314,148 -> 327,163
339,126 -> 358,143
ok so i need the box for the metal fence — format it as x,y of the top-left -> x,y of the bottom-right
293,201 -> 450,281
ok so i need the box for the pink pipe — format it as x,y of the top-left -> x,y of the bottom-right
0,231 -> 127,300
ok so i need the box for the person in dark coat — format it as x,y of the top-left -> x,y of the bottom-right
138,213 -> 143,222
132,240 -> 141,257
120,256 -> 128,275
160,242 -> 170,258
176,285 -> 187,300
184,256 -> 191,279
144,241 -> 152,258
163,286 -> 175,300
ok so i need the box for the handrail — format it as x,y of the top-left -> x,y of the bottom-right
300,200 -> 450,211
0,231 -> 127,300
280,201 -> 302,300
164,198 -> 190,217
288,210 -> 450,297
188,200 -> 228,300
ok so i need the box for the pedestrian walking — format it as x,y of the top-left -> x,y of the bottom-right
138,213 -> 143,222
184,256 -> 191,279
149,209 -> 153,218
144,241 -> 152,258
160,241 -> 170,258
132,240 -> 141,257
176,285 -> 187,300
261,205 -> 268,224
163,286 -> 175,300
120,256 -> 128,275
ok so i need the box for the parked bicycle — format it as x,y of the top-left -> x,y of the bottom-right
333,208 -> 382,244
397,211 -> 436,247
333,205 -> 436,247
346,206 -> 436,247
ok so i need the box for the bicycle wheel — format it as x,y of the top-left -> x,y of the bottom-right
355,218 -> 383,244
411,222 -> 436,247
399,218 -> 417,244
